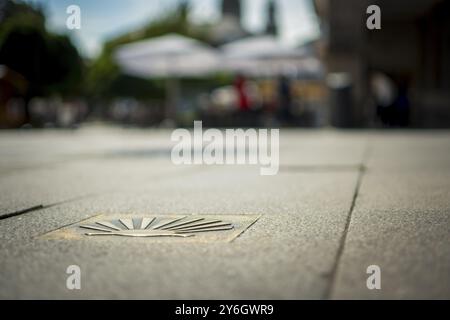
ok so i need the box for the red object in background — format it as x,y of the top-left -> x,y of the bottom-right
234,75 -> 250,111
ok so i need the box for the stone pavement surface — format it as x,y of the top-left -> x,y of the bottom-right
0,126 -> 449,299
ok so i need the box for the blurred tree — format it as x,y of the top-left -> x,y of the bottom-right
0,0 -> 83,122
45,34 -> 83,97
85,3 -> 212,102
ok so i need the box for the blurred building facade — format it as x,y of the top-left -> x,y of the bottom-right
211,0 -> 280,45
265,0 -> 278,36
314,0 -> 450,127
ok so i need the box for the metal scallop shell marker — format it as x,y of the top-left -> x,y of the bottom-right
41,214 -> 260,242
80,216 -> 234,238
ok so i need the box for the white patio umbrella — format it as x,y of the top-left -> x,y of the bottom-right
220,35 -> 322,78
114,33 -> 221,120
221,35 -> 305,60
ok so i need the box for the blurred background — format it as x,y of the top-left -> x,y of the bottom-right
0,0 -> 449,129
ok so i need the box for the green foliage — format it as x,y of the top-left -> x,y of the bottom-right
0,0 -> 83,98
45,34 -> 84,96
84,50 -> 120,99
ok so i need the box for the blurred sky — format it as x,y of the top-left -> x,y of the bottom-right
28,0 -> 320,58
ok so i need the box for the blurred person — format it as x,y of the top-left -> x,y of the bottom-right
371,72 -> 410,127
234,74 -> 250,111
233,74 -> 253,126
277,75 -> 293,125
392,82 -> 410,127
370,72 -> 396,126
